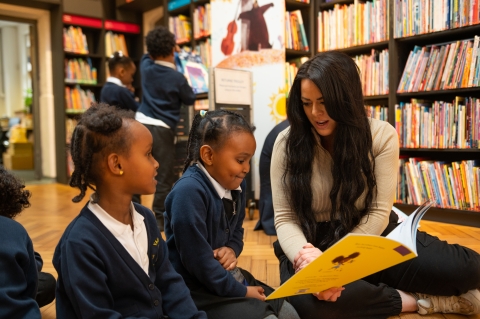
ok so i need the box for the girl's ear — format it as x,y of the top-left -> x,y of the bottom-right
107,153 -> 123,176
199,145 -> 214,166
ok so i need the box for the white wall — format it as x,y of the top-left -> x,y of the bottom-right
0,3 -> 56,178
1,26 -> 22,116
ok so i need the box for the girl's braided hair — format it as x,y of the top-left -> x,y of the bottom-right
69,103 -> 135,202
183,109 -> 255,173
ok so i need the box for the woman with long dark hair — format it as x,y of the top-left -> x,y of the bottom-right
271,51 -> 480,318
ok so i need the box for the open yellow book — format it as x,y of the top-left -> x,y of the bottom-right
266,200 -> 435,300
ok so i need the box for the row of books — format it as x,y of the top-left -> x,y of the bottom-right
64,58 -> 97,84
105,31 -> 129,58
354,49 -> 389,96
394,0 -> 480,38
63,26 -> 89,54
397,36 -> 480,93
396,158 -> 480,211
65,86 -> 95,112
285,57 -> 308,97
195,40 -> 211,68
285,10 -> 309,51
394,97 -> 479,149
169,15 -> 192,44
317,0 -> 388,52
365,105 -> 388,121
193,4 -> 211,39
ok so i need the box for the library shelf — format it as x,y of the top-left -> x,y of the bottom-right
327,40 -> 389,55
285,0 -> 310,9
286,48 -> 311,59
194,34 -> 211,42
168,4 -> 191,16
364,94 -> 389,101
319,0 -> 354,10
116,0 -> 162,12
394,203 -> 480,227
193,0 -> 210,5
397,88 -> 480,99
196,92 -> 208,100
64,82 -> 103,88
62,14 -> 103,29
395,24 -> 480,45
65,109 -> 87,115
64,52 -> 104,59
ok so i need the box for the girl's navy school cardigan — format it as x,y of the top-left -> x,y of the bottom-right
164,165 -> 248,297
53,203 -> 206,319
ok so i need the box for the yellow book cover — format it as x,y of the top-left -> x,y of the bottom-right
266,201 -> 435,300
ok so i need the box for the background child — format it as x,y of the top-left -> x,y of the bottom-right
0,165 -> 41,319
100,51 -> 139,112
53,103 -> 206,319
164,110 -> 299,319
136,26 -> 196,231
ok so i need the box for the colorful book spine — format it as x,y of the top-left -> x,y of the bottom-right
318,0 -> 388,52
394,97 -> 480,149
105,31 -> 129,57
64,85 -> 95,112
169,15 -> 192,44
354,49 -> 389,96
395,0 -> 480,38
397,36 -> 480,93
63,26 -> 89,54
64,58 -> 97,84
395,158 -> 480,211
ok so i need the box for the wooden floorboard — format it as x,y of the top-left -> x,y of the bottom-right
13,183 -> 480,319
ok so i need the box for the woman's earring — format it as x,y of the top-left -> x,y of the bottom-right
119,170 -> 124,176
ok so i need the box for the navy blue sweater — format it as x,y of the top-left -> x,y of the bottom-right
100,82 -> 139,112
0,216 -> 41,319
53,203 -> 206,319
164,166 -> 247,298
137,54 -> 195,130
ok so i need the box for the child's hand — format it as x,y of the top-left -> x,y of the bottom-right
313,287 -> 345,301
126,84 -> 135,93
293,243 -> 322,272
245,286 -> 266,301
213,246 -> 237,270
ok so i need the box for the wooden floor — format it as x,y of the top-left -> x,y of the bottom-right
15,183 -> 480,319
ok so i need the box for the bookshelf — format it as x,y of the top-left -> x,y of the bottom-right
59,12 -> 142,179
313,0 -> 480,226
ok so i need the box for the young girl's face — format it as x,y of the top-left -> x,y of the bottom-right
120,121 -> 159,195
208,131 -> 256,190
117,62 -> 136,87
301,78 -> 337,140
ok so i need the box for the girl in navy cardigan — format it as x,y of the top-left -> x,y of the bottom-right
0,166 -> 41,319
164,110 -> 299,319
53,103 -> 206,319
100,51 -> 139,112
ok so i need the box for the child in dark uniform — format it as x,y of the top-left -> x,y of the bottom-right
53,103 -> 206,319
164,110 -> 299,319
100,51 -> 139,112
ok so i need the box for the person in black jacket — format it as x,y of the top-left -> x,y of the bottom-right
136,26 -> 196,231
0,165 -> 55,318
254,119 -> 289,235
100,51 -> 139,112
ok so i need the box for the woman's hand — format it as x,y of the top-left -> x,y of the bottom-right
293,243 -> 322,272
245,286 -> 266,301
313,287 -> 345,301
213,246 -> 237,270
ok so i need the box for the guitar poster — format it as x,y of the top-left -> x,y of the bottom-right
211,0 -> 286,198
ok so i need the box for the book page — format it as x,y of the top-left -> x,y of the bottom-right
266,233 -> 417,300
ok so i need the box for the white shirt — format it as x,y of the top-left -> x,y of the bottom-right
197,162 -> 241,200
106,76 -> 125,87
135,60 -> 177,128
88,198 -> 150,276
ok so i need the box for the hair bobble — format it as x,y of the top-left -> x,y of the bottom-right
199,110 -> 207,118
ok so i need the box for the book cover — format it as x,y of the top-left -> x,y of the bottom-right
266,201 -> 435,300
